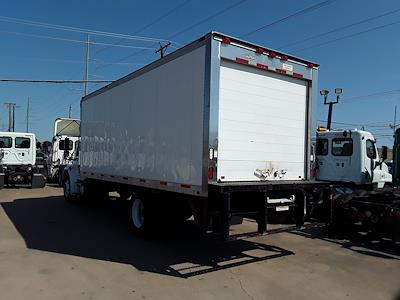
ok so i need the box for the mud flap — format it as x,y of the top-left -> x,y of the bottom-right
31,173 -> 46,189
0,173 -> 4,190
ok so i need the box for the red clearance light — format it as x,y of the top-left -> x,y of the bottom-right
181,184 -> 191,189
268,51 -> 277,58
293,73 -> 303,78
307,63 -> 314,68
222,37 -> 231,44
275,68 -> 286,74
281,55 -> 288,61
256,47 -> 265,54
197,36 -> 206,43
235,57 -> 249,64
256,63 -> 268,70
208,166 -> 214,180
160,181 -> 167,186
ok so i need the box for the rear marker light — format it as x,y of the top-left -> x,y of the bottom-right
160,181 -> 167,186
268,51 -> 277,58
307,63 -> 314,68
256,63 -> 268,70
280,55 -> 288,61
222,37 -> 231,44
236,57 -> 249,64
197,36 -> 206,43
256,47 -> 265,54
139,178 -> 146,183
293,73 -> 303,78
181,184 -> 191,189
208,167 -> 214,180
221,176 -> 225,179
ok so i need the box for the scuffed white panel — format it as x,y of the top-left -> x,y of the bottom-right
81,46 -> 206,186
218,60 -> 307,182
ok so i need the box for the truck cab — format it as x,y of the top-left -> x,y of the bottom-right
49,118 -> 80,185
315,129 -> 392,188
0,132 -> 46,187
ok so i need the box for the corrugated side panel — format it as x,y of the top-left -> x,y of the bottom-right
217,60 -> 307,182
80,46 -> 206,187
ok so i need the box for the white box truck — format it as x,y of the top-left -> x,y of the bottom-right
64,32 -> 323,239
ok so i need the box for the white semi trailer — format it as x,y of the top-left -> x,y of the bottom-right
64,32 -> 324,239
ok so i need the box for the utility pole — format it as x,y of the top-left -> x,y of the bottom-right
4,102 -> 16,132
68,104 -> 72,118
155,42 -> 171,59
394,105 -> 397,134
12,104 -> 16,132
26,97 -> 30,132
84,34 -> 90,96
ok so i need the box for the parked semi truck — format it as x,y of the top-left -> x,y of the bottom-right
314,128 -> 399,241
64,32 -> 325,239
0,132 -> 45,189
48,118 -> 80,185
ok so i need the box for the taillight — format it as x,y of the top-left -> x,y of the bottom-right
311,167 -> 317,178
208,166 -> 214,180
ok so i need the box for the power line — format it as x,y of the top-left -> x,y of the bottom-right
94,0 -> 192,56
241,0 -> 337,38
0,29 -> 158,50
293,19 -> 400,52
278,7 -> 400,50
0,55 -> 146,66
0,79 -> 113,83
341,89 -> 400,102
96,0 -> 249,70
0,15 -> 176,44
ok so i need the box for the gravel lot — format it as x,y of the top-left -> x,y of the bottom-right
1,186 -> 399,300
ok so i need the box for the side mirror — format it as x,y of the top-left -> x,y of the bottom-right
381,145 -> 388,161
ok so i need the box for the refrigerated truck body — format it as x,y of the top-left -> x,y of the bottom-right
65,32 -> 323,238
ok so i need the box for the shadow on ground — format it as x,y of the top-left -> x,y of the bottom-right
1,195 -> 293,278
290,225 -> 400,260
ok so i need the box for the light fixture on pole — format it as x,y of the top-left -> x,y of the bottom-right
321,88 -> 342,130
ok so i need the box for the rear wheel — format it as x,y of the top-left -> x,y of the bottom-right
63,175 -> 73,202
131,197 -> 148,234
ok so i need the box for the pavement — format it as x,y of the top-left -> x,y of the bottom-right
0,186 -> 399,300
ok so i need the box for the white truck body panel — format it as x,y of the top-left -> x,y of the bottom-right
217,60 -> 307,181
0,132 -> 36,166
79,32 -> 318,196
81,46 -> 206,188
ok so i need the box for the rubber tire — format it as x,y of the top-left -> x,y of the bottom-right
130,197 -> 149,235
63,175 -> 73,202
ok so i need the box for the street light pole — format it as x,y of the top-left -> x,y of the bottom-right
321,88 -> 342,131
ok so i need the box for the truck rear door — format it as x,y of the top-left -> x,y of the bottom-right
217,60 -> 308,182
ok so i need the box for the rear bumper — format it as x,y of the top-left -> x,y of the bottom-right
209,180 -> 328,193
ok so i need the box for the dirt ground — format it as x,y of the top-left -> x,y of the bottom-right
0,186 -> 399,300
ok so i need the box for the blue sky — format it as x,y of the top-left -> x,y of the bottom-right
0,0 -> 399,146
